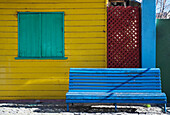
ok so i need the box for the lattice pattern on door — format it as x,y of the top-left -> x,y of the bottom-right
107,6 -> 141,68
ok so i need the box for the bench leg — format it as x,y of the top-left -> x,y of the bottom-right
67,103 -> 69,112
164,104 -> 167,113
115,103 -> 117,112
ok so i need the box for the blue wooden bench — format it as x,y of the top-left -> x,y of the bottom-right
66,68 -> 167,112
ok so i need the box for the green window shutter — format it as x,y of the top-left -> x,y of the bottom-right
17,12 -> 66,59
41,13 -> 64,57
19,13 -> 41,58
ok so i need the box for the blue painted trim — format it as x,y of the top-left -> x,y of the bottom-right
18,13 -> 20,57
18,12 -> 64,14
69,90 -> 161,93
15,57 -> 68,60
66,92 -> 166,96
40,12 -> 42,58
70,83 -> 161,87
69,79 -> 161,83
164,104 -> 167,113
70,68 -> 160,71
70,73 -> 160,77
67,104 -> 69,112
69,87 -> 161,90
115,103 -> 117,112
66,100 -> 167,104
70,69 -> 160,73
69,77 -> 160,80
62,12 -> 65,58
141,0 -> 156,67
66,96 -> 166,100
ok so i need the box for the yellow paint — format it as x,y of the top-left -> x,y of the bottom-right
0,20 -> 105,26
66,21 -> 105,26
0,68 -> 70,73
0,27 -> 18,32
0,91 -> 67,97
0,85 -> 69,91
0,15 -> 105,20
0,0 -> 107,100
0,9 -> 105,14
0,26 -> 106,32
0,3 -> 105,9
0,21 -> 18,26
0,38 -> 106,44
106,0 -> 108,5
0,44 -> 105,50
0,97 -> 66,100
0,33 -> 105,38
0,79 -> 69,85
105,0 -> 108,68
0,73 -> 69,79
0,56 -> 105,61
0,62 -> 106,67
0,39 -> 17,43
0,0 -> 105,2
0,50 -> 105,56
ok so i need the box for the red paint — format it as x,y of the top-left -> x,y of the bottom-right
107,6 -> 141,68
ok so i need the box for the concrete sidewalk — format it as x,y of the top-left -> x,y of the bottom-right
0,103 -> 169,115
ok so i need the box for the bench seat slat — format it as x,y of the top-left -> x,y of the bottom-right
70,71 -> 160,74
70,68 -> 160,72
66,100 -> 166,104
67,92 -> 166,96
69,80 -> 161,83
69,90 -> 162,93
70,83 -> 161,87
70,77 -> 160,80
70,74 -> 160,77
69,86 -> 161,90
66,92 -> 166,98
66,96 -> 166,100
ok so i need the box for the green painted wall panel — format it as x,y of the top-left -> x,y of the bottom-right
156,19 -> 170,102
19,13 -> 41,57
42,13 -> 64,57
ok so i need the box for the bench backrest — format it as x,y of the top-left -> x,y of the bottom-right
69,68 -> 162,93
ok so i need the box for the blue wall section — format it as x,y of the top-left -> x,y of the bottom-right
141,0 -> 156,68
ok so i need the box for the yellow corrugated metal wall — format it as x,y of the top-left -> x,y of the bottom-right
0,0 -> 107,99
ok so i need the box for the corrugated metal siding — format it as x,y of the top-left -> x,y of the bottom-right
0,0 -> 107,99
